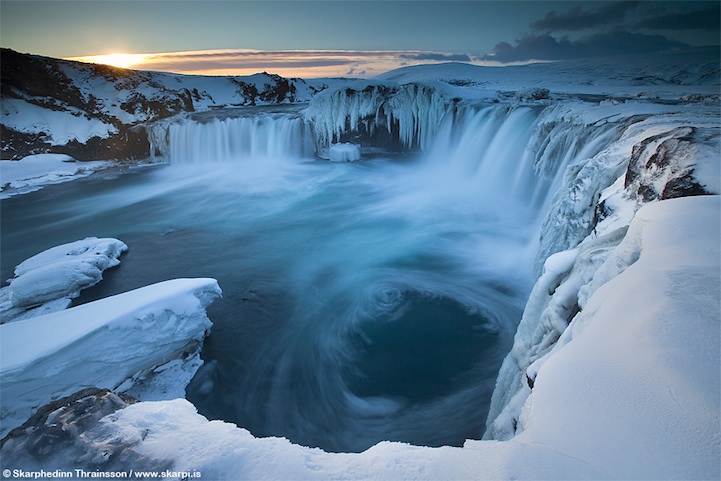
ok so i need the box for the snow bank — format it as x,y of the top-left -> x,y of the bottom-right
486,103 -> 720,442
0,237 -> 127,323
0,278 -> 222,437
0,154 -> 109,198
378,47 -> 720,101
43,196 -> 717,480
515,195 -> 720,480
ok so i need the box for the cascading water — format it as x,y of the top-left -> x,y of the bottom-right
1,100 -> 625,453
150,107 -> 314,163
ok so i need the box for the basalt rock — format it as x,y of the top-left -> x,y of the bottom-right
1,387 -> 169,473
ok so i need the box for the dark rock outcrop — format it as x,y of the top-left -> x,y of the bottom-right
1,388 -> 169,474
624,126 -> 717,202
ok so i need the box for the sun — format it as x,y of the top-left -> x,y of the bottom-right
67,53 -> 148,69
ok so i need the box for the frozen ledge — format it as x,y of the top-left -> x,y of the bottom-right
0,278 -> 222,438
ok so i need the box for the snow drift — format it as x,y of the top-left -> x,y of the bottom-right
0,278 -> 222,438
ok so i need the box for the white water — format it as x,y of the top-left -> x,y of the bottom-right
1,103 -> 623,453
151,108 -> 314,163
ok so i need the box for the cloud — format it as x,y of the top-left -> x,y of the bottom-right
531,1 -> 640,32
485,30 -> 690,63
633,5 -> 721,31
398,53 -> 471,62
69,49 -> 492,78
485,1 -> 716,64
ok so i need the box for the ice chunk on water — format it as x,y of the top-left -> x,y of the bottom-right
0,237 -> 127,323
328,143 -> 361,162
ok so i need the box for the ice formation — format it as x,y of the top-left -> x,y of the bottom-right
0,278 -> 221,438
0,237 -> 128,323
304,82 -> 449,156
328,142 -> 361,162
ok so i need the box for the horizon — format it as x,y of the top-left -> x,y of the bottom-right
1,1 -> 719,78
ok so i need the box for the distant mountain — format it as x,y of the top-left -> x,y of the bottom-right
377,47 -> 720,94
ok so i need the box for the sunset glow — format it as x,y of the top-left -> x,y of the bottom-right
68,52 -> 148,69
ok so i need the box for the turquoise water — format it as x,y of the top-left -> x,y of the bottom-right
1,105 -> 564,452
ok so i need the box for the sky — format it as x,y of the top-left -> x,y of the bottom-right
1,1 -> 719,77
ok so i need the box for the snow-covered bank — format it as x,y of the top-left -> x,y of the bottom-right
0,278 -> 222,438
485,106 -> 720,440
0,154 -> 110,198
4,196 -> 715,479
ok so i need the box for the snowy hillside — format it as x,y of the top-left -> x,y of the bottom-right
378,46 -> 720,100
0,48 -> 346,161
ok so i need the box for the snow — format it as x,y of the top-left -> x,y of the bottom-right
534,104 -> 720,271
0,48 -> 719,479
485,103 -> 720,442
0,237 -> 127,323
0,154 -> 109,198
377,48 -> 720,101
328,142 -> 361,162
517,196 -> 721,480
0,277 -> 222,437
1,98 -> 118,145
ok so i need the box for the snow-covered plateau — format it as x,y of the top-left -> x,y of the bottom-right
0,47 -> 719,479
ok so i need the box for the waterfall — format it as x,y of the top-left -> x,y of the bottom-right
419,104 -> 624,236
149,111 -> 314,164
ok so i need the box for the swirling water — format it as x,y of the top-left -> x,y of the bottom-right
1,105 -> 582,452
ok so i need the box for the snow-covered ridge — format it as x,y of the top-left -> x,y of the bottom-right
378,47 -> 720,100
4,47 -> 717,164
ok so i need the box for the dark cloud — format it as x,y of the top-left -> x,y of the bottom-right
485,30 -> 689,63
633,5 -> 721,31
398,52 -> 471,62
346,67 -> 367,76
531,1 -> 640,32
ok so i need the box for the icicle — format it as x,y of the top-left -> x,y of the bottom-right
303,82 -> 452,155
